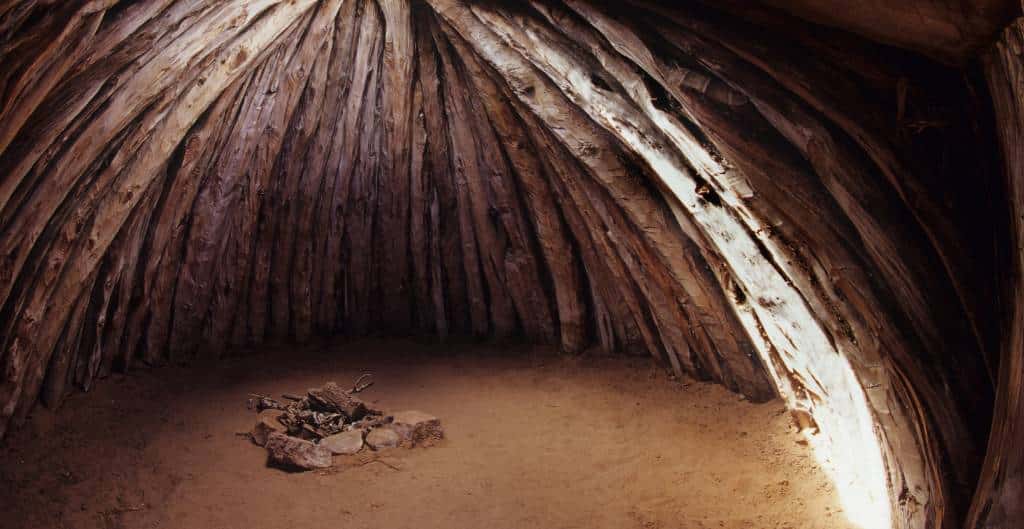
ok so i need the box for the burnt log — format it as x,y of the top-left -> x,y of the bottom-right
307,382 -> 369,420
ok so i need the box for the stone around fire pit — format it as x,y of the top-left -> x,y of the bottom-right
265,432 -> 332,470
389,410 -> 444,447
366,427 -> 400,450
320,430 -> 364,455
251,409 -> 286,446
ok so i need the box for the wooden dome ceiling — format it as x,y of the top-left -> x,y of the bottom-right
1,1 -> 1022,529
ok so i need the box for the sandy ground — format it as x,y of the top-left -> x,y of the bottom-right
0,339 -> 856,529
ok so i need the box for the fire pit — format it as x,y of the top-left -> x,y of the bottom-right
244,376 -> 443,470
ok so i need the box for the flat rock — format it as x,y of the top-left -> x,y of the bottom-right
320,430 -> 364,455
390,410 -> 443,447
251,409 -> 286,447
265,432 -> 332,470
365,427 -> 400,450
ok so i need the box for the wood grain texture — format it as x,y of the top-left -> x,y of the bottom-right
971,18 -> 1024,529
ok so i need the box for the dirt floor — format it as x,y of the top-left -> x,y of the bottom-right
0,340 -> 857,529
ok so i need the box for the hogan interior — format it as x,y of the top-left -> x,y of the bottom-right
1,1 -> 1023,529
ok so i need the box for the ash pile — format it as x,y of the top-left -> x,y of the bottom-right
244,375 -> 443,470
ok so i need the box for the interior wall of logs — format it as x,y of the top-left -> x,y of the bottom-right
1,1 -> 1022,528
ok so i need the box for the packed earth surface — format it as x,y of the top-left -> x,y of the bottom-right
0,340 -> 855,529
